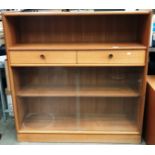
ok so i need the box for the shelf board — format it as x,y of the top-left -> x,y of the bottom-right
80,87 -> 139,97
17,87 -> 76,97
20,114 -> 139,134
16,86 -> 139,97
9,43 -> 146,51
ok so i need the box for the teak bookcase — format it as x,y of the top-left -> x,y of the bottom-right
3,11 -> 151,143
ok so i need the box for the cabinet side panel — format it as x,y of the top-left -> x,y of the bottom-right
2,14 -> 20,130
137,12 -> 152,134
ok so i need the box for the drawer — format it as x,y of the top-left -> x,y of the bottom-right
77,50 -> 145,65
10,51 -> 76,64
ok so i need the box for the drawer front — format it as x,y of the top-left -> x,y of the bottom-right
10,51 -> 76,64
77,50 -> 145,65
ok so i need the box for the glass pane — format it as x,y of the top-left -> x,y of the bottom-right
77,67 -> 143,133
78,97 -> 138,132
13,67 -> 143,132
20,97 -> 77,131
14,67 -> 77,131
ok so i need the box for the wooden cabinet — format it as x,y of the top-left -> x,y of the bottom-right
2,11 -> 151,143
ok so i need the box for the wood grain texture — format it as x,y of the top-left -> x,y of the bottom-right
144,81 -> 155,144
137,12 -> 152,134
14,97 -> 139,135
8,43 -> 146,51
12,67 -> 142,136
16,86 -> 139,97
3,14 -> 150,47
144,83 -> 155,145
10,51 -> 76,64
10,50 -> 146,66
17,133 -> 141,143
13,67 -> 142,95
2,14 -> 21,131
3,11 -> 151,16
20,113 -> 139,133
77,50 -> 145,65
147,75 -> 155,90
2,11 -> 151,143
4,60 -> 11,92
10,63 -> 146,67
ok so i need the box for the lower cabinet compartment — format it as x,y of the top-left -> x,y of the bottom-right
17,97 -> 139,134
12,66 -> 143,142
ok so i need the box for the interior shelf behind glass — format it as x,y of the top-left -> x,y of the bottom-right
14,67 -> 143,97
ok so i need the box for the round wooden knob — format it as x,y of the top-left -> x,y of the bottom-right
108,53 -> 113,59
40,54 -> 45,59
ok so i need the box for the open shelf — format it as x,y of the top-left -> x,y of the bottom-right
9,43 -> 146,51
16,86 -> 139,97
20,113 -> 139,134
5,13 -> 150,49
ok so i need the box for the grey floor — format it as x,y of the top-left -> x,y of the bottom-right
0,117 -> 18,145
0,117 -> 146,145
0,117 -> 61,145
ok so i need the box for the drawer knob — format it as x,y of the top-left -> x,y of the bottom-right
108,53 -> 113,59
40,54 -> 45,59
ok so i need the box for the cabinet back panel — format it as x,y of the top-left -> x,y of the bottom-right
80,98 -> 138,117
22,97 -> 76,116
19,97 -> 138,119
15,67 -> 77,88
13,67 -> 143,91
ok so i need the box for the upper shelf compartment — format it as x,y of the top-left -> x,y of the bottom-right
3,12 -> 151,50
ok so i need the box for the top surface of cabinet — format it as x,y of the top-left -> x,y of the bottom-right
2,11 -> 151,16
